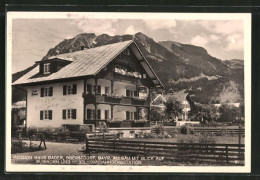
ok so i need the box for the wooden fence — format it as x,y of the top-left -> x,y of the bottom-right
189,127 -> 245,135
152,127 -> 245,136
86,135 -> 244,165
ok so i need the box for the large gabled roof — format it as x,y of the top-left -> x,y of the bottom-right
13,40 -> 163,87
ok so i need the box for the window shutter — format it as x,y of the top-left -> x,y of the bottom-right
63,85 -> 67,95
97,109 -> 101,119
49,110 -> 52,120
41,88 -> 44,97
72,84 -> 77,94
72,109 -> 77,119
49,87 -> 53,96
63,109 -> 66,119
40,111 -> 43,120
87,109 -> 91,119
134,91 -> 137,97
126,111 -> 130,120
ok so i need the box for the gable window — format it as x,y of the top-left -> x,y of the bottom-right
40,87 -> 53,97
63,84 -> 77,95
123,49 -> 130,55
63,109 -> 76,120
40,110 -> 52,120
43,63 -> 50,74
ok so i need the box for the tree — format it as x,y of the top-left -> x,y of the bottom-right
164,98 -> 183,120
189,103 -> 219,123
150,106 -> 165,122
218,104 -> 241,122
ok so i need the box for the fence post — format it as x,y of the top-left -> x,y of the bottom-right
238,125 -> 241,156
144,142 -> 146,157
113,136 -> 116,153
86,135 -> 90,153
225,144 -> 229,164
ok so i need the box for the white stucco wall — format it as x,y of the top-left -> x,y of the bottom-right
26,80 -> 84,128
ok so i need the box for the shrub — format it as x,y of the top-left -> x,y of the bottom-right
180,125 -> 188,134
154,124 -> 165,135
189,127 -> 195,135
143,132 -> 152,139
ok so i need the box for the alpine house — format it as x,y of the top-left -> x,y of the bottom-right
12,40 -> 163,137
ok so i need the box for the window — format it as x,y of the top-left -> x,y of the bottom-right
126,90 -> 137,97
126,111 -> 130,120
44,63 -> 50,74
40,110 -> 52,120
126,90 -> 131,97
87,84 -> 93,93
63,84 -> 77,95
126,111 -> 134,120
105,110 -> 109,120
40,87 -> 53,97
87,109 -> 95,120
63,109 -> 76,120
97,85 -> 101,95
105,87 -> 110,94
123,49 -> 130,55
97,109 -> 101,119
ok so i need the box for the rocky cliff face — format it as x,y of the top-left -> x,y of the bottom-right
13,32 -> 244,104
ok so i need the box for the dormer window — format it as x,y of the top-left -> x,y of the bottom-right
123,49 -> 130,55
44,63 -> 50,74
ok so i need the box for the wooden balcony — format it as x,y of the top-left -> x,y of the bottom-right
83,93 -> 150,107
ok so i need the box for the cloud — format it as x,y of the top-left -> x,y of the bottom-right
209,34 -> 219,42
226,33 -> 244,51
143,20 -> 177,31
190,35 -> 209,47
77,19 -> 118,35
124,25 -> 140,35
199,20 -> 243,35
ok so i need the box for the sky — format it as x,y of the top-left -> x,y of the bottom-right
11,17 -> 245,73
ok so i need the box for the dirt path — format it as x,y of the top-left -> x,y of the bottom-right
12,141 -> 86,157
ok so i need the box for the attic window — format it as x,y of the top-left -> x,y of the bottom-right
44,63 -> 50,74
123,49 -> 130,55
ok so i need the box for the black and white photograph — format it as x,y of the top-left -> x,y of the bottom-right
6,12 -> 251,172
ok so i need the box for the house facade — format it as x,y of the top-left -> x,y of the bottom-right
151,92 -> 191,121
13,40 -> 163,137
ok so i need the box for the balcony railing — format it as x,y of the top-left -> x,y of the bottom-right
83,93 -> 150,106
